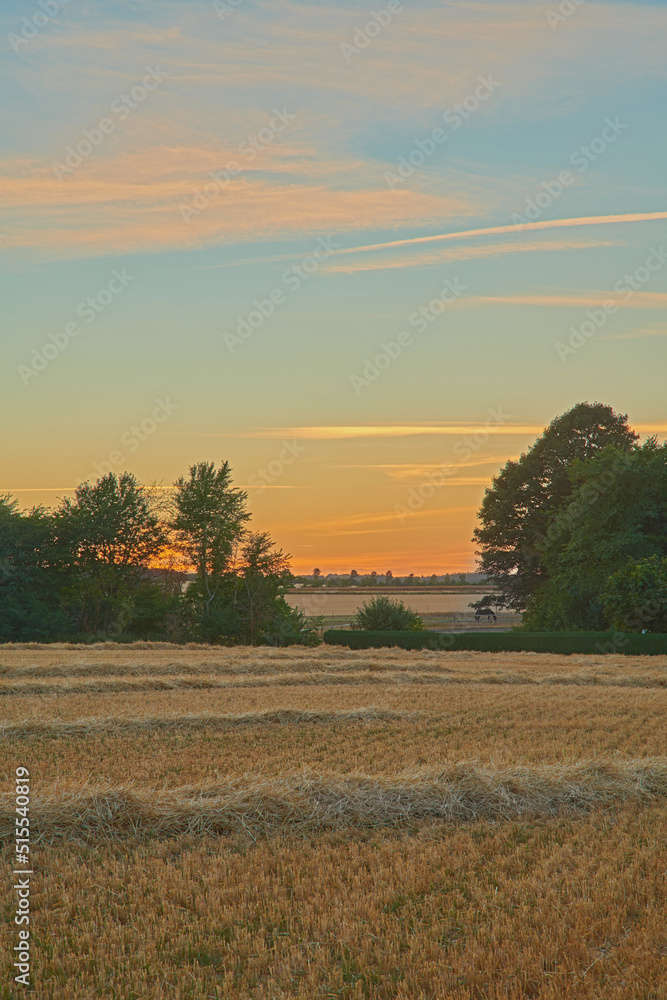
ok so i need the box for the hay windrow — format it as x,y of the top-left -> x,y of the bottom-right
0,707 -> 413,740
0,669 -> 665,698
3,758 -> 665,843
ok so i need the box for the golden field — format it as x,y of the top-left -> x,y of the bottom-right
1,643 -> 666,999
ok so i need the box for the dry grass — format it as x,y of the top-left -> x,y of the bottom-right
0,645 -> 665,703
1,644 -> 666,998
0,706 -> 410,740
1,759 -> 665,845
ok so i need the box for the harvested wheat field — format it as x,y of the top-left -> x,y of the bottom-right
1,644 -> 666,999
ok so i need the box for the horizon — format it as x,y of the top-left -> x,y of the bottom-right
2,0 -> 666,574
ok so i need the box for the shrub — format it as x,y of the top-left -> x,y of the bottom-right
354,596 -> 423,631
601,555 -> 667,633
323,630 -> 667,655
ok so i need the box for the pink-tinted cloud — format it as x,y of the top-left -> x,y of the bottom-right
0,142 -> 479,258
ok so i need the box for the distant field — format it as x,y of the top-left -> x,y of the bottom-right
1,643 -> 665,998
286,589 -> 521,630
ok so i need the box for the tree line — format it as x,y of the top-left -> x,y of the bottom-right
474,402 -> 667,632
0,461 -> 315,645
297,571 -> 479,587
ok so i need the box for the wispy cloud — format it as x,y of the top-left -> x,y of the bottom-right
337,456 -> 519,479
0,142 -> 478,259
238,424 -> 544,440
298,504 -> 477,535
324,238 -> 619,273
470,291 -> 667,308
324,213 -> 667,261
602,326 -> 667,341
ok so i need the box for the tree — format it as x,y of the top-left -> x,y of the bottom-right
601,555 -> 667,633
469,594 -> 503,614
473,402 -> 638,611
313,568 -> 321,578
0,497 -> 72,641
56,473 -> 168,636
171,461 -> 251,627
233,531 -> 294,645
354,595 -> 423,631
522,440 -> 667,630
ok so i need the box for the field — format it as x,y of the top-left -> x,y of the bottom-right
1,643 -> 666,999
285,589 -> 521,630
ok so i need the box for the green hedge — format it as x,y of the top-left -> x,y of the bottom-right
322,630 -> 667,655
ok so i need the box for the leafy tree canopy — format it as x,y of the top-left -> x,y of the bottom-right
602,555 -> 667,633
473,402 -> 638,611
522,439 -> 667,630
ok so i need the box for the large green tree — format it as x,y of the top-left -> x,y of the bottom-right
473,402 -> 638,611
56,472 -> 168,636
522,440 -> 667,630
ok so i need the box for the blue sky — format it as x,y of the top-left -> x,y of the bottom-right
1,0 -> 666,571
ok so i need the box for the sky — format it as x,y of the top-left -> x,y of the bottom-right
1,0 -> 666,574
